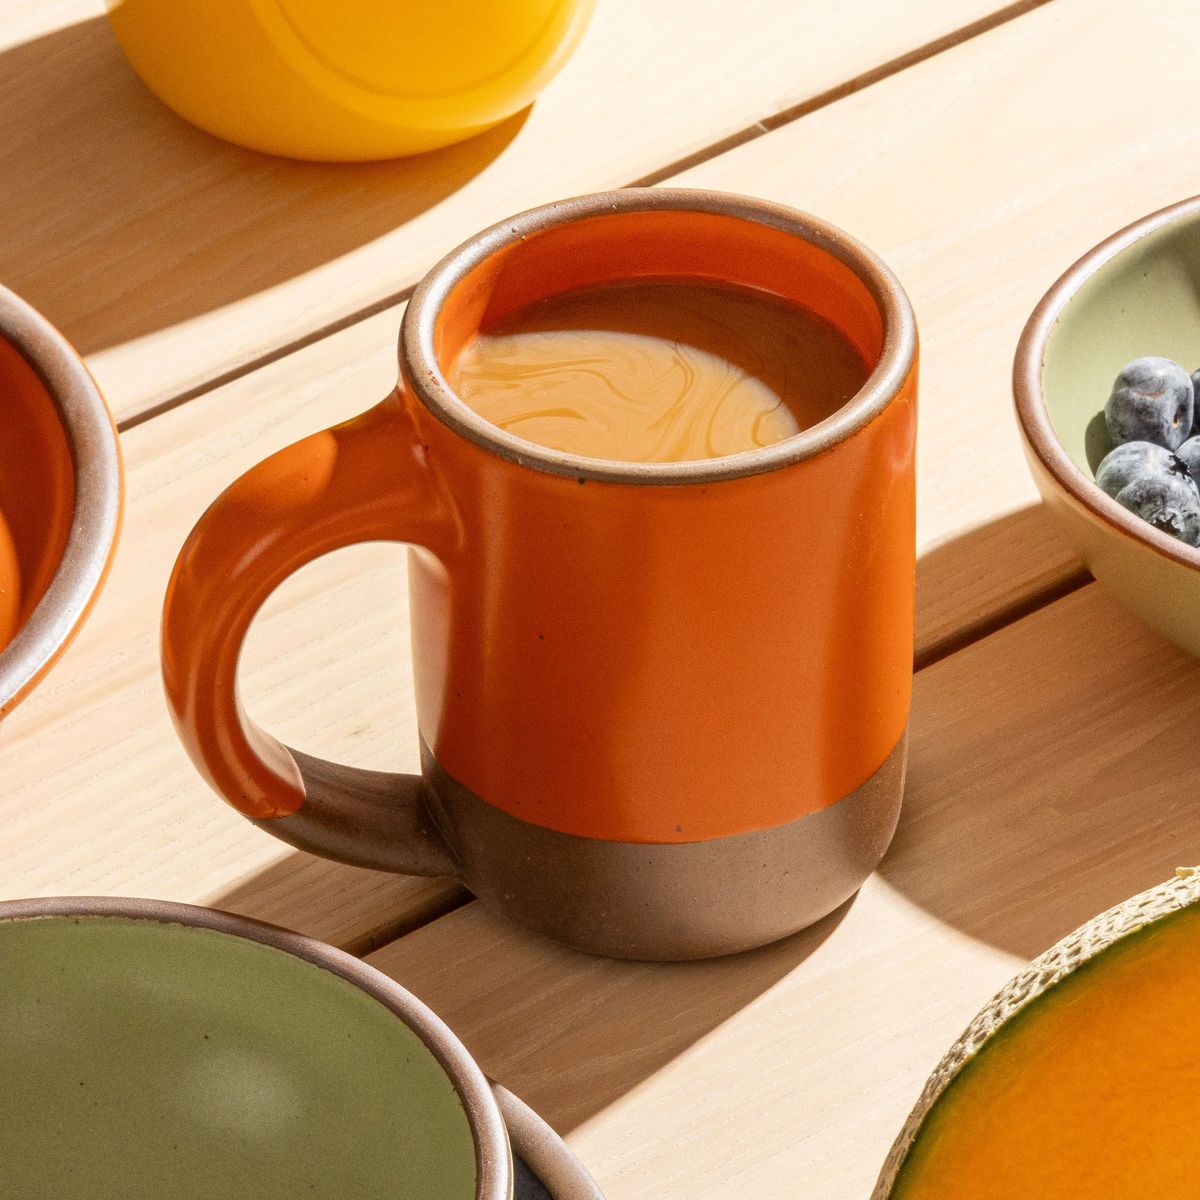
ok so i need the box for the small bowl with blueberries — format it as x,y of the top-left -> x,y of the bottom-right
1015,195 -> 1200,657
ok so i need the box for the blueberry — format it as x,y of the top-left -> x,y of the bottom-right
1095,441 -> 1188,498
1104,357 -> 1194,450
1191,370 -> 1200,435
1115,474 -> 1200,545
1177,436 -> 1200,486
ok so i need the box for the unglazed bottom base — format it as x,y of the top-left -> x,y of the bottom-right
423,734 -> 907,961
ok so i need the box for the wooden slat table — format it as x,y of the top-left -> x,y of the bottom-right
5,0 -> 1200,1195
369,583 -> 1200,1199
3,0 -> 1027,423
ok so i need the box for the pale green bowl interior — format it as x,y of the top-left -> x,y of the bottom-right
0,916 -> 477,1199
1044,215 -> 1200,474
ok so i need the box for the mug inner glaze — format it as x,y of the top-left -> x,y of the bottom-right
0,336 -> 76,647
0,285 -> 122,717
403,188 -> 916,483
0,899 -> 506,1200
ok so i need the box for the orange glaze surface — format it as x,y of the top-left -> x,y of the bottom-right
415,205 -> 914,841
407,367 -> 914,842
0,506 -> 19,650
0,338 -> 76,640
163,201 -> 916,843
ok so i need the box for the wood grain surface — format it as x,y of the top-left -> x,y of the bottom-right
353,6 -> 1200,1194
6,0 -> 1193,956
2,0 -> 1035,422
667,0 -> 1200,655
5,2 -> 1198,1195
369,581 -> 1200,1198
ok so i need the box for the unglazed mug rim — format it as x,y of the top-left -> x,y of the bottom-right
401,187 -> 917,485
0,895 -> 511,1200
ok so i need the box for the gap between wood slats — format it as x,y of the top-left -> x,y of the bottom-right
914,567 -> 1091,672
341,889 -> 474,959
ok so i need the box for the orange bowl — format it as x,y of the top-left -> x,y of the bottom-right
0,286 -> 122,718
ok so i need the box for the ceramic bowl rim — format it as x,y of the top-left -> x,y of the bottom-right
0,896 -> 511,1200
491,1083 -> 605,1200
0,286 -> 123,714
1014,193 -> 1200,572
401,187 -> 917,486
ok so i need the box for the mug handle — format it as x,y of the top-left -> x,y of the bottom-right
161,391 -> 459,877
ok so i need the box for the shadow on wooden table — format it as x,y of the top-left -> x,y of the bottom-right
364,896 -> 852,1132
882,507 -> 1200,961
205,502 -> 1200,1130
914,503 -> 1085,667
2,16 -> 525,356
207,849 -> 467,957
204,847 -> 846,1131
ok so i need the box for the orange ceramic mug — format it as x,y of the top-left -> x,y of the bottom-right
162,190 -> 917,960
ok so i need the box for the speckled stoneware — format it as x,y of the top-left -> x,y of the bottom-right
0,284 -> 122,718
1015,195 -> 1200,656
0,898 -> 603,1200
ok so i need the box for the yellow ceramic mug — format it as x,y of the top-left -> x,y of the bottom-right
106,0 -> 594,161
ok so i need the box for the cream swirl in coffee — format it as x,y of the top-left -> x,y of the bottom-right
449,279 -> 869,464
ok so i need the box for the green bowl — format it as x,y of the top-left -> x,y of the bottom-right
0,898 -> 508,1200
1015,195 -> 1200,655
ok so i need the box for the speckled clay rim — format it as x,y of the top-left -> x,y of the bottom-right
0,285 -> 123,714
402,188 -> 916,485
871,868 -> 1200,1196
0,897 -> 511,1200
1014,194 -> 1200,570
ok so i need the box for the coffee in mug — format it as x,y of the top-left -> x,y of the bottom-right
450,278 -> 870,462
